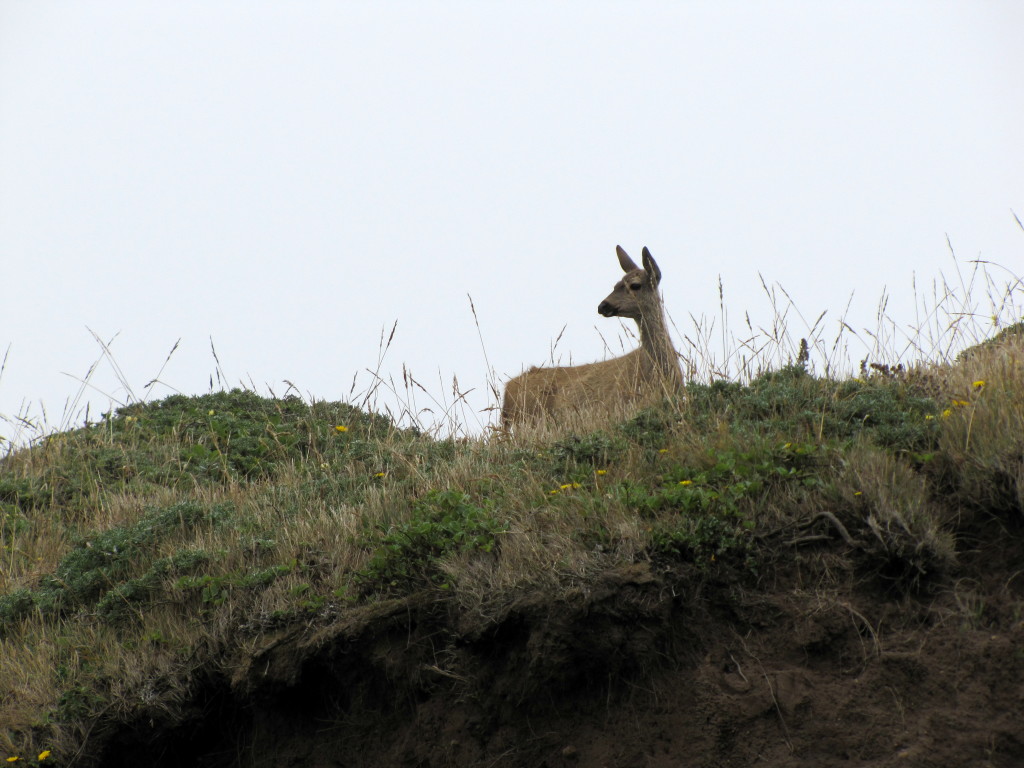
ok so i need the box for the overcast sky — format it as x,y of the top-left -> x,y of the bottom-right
2,1 -> 1022,444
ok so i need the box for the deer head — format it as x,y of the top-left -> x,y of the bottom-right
597,246 -> 663,321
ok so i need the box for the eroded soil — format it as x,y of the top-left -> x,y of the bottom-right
92,523 -> 1024,768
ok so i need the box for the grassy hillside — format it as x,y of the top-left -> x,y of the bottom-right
2,321 -> 1023,764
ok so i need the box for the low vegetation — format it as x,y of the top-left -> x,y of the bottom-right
2,261 -> 1023,765
1,330 -> 1021,762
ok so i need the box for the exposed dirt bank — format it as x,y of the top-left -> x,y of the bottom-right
97,532 -> 1024,768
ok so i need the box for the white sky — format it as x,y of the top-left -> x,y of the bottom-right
2,1 -> 1023,443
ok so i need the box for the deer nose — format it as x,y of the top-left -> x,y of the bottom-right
598,301 -> 616,317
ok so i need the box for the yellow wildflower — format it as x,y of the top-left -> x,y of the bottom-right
951,399 -> 969,407
925,414 -> 935,420
658,449 -> 668,454
973,380 -> 985,388
334,425 -> 348,433
374,472 -> 386,478
941,409 -> 953,419
679,480 -> 693,486
208,409 -> 216,416
6,758 -> 20,764
549,489 -> 559,495
595,469 -> 607,476
854,491 -> 862,497
38,753 -> 51,762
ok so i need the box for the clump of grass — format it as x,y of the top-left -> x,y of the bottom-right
932,335 -> 1024,521
838,447 -> 957,590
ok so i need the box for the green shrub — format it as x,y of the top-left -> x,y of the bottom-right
648,511 -> 752,567
354,490 -> 507,594
0,502 -> 233,631
549,430 -> 628,469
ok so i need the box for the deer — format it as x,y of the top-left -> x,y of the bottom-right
501,245 -> 684,427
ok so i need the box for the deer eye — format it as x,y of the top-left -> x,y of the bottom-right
629,283 -> 642,291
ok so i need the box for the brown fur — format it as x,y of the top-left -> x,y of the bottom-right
501,246 -> 684,427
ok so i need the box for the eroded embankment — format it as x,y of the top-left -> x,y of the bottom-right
7,341 -> 1024,767
97,549 -> 1024,768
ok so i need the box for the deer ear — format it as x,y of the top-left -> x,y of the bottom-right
616,245 -> 639,273
641,247 -> 662,285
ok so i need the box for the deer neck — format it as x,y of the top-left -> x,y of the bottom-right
636,302 -> 680,382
